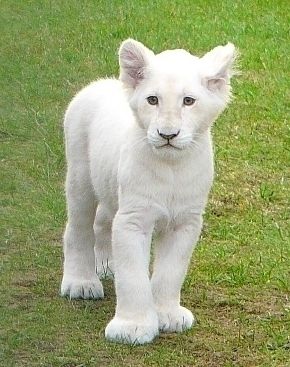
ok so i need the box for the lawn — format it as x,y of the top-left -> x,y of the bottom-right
1,1 -> 289,366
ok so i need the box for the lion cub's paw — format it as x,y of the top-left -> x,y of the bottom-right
61,276 -> 104,299
157,306 -> 195,332
105,314 -> 159,344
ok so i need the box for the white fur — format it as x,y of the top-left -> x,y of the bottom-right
61,39 -> 236,344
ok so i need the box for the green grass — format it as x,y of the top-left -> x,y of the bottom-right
1,1 -> 289,366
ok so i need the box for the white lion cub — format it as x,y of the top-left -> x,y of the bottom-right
61,39 -> 236,344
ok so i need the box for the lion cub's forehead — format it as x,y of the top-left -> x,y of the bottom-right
150,49 -> 200,80
145,50 -> 201,93
155,49 -> 199,67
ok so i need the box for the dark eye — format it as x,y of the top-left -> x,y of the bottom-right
147,96 -> 159,105
183,97 -> 196,106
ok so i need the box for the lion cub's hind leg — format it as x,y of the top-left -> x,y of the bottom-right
61,122 -> 104,299
94,205 -> 115,279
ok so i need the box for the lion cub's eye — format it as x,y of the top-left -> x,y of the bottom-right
183,97 -> 196,106
147,96 -> 159,105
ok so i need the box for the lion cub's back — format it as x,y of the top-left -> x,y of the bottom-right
64,78 -> 134,209
64,78 -> 132,130
64,78 -> 134,157
88,79 -> 135,207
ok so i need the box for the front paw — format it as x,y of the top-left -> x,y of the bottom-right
157,306 -> 195,332
61,275 -> 104,299
105,314 -> 159,344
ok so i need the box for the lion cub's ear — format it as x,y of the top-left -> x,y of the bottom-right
201,43 -> 237,93
119,39 -> 154,88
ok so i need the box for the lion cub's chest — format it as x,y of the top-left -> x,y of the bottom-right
141,159 -> 210,224
118,143 -> 213,227
150,165 -> 207,221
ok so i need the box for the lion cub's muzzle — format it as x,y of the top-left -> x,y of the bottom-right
147,127 -> 190,151
157,129 -> 180,141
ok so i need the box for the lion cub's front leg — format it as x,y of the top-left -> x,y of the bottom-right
105,211 -> 159,344
151,215 -> 203,332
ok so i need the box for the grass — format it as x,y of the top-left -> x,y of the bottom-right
1,0 -> 289,366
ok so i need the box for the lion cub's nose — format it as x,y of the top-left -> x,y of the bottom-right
157,129 -> 180,140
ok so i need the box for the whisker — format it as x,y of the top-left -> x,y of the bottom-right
128,135 -> 148,148
188,139 -> 203,151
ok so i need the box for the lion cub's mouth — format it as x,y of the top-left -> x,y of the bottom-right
155,142 -> 182,150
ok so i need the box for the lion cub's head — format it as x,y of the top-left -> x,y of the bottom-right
119,39 -> 237,154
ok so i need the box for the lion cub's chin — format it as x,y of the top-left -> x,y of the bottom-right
150,143 -> 191,160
